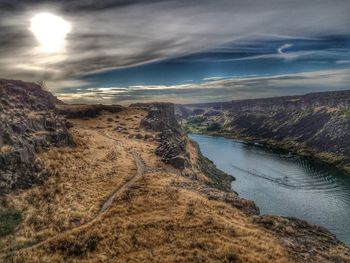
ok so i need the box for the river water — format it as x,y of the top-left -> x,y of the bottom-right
190,134 -> 350,245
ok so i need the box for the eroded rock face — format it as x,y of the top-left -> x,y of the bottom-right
225,109 -> 350,160
0,79 -> 74,194
138,103 -> 188,169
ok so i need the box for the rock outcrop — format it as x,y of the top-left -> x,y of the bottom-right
254,215 -> 350,262
138,102 -> 234,191
0,79 -> 74,194
137,103 -> 188,169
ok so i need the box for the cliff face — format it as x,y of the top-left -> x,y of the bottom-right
178,90 -> 350,171
136,103 -> 187,169
0,79 -> 74,194
180,90 -> 350,113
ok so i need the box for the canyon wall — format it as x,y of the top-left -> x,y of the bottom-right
178,90 -> 350,172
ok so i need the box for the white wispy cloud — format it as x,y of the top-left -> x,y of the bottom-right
203,76 -> 226,81
277,43 -> 293,54
336,60 -> 350,64
55,68 -> 350,105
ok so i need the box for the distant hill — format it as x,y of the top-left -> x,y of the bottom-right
177,90 -> 350,173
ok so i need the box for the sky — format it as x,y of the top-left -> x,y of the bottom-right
1,0 -> 350,104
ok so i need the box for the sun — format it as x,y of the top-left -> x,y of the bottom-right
29,13 -> 72,53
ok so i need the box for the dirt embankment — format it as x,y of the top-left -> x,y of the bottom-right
0,81 -> 349,262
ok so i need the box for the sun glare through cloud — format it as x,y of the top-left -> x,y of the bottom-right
29,13 -> 72,53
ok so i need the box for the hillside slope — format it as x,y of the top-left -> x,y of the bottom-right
178,90 -> 350,172
0,81 -> 349,262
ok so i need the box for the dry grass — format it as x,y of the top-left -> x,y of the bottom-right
0,145 -> 14,153
5,171 -> 289,262
1,108 -> 347,262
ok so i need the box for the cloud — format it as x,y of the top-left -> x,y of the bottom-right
336,60 -> 350,64
55,68 -> 350,105
277,43 -> 292,54
203,76 -> 226,81
1,0 -> 350,83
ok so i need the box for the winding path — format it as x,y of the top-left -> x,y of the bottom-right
99,150 -> 147,214
1,135 -> 148,257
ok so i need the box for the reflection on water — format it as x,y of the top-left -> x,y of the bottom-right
190,134 -> 350,245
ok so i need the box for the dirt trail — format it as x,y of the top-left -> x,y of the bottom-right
99,150 -> 146,214
1,135 -> 148,257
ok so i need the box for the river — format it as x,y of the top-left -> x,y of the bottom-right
189,133 -> 350,245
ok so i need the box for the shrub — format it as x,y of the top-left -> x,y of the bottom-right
206,122 -> 221,131
48,234 -> 101,257
342,110 -> 350,118
187,116 -> 206,125
0,207 -> 22,237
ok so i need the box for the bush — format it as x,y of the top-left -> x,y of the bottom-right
187,116 -> 206,125
0,207 -> 22,237
342,110 -> 350,118
206,122 -> 221,131
48,234 -> 101,257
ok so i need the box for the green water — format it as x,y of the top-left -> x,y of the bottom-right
190,134 -> 350,245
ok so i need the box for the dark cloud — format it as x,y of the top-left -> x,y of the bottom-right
0,0 -> 166,12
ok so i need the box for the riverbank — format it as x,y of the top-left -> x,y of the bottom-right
185,124 -> 350,175
190,133 -> 350,245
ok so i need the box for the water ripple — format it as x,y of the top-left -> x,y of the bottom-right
230,163 -> 346,194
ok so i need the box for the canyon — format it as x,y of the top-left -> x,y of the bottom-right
177,90 -> 350,173
0,80 -> 349,262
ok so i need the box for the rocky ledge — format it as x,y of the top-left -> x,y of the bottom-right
137,102 -> 188,169
0,79 -> 74,194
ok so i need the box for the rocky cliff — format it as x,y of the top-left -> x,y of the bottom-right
137,102 -> 234,191
0,79 -> 74,194
178,90 -> 350,172
137,103 -> 188,169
